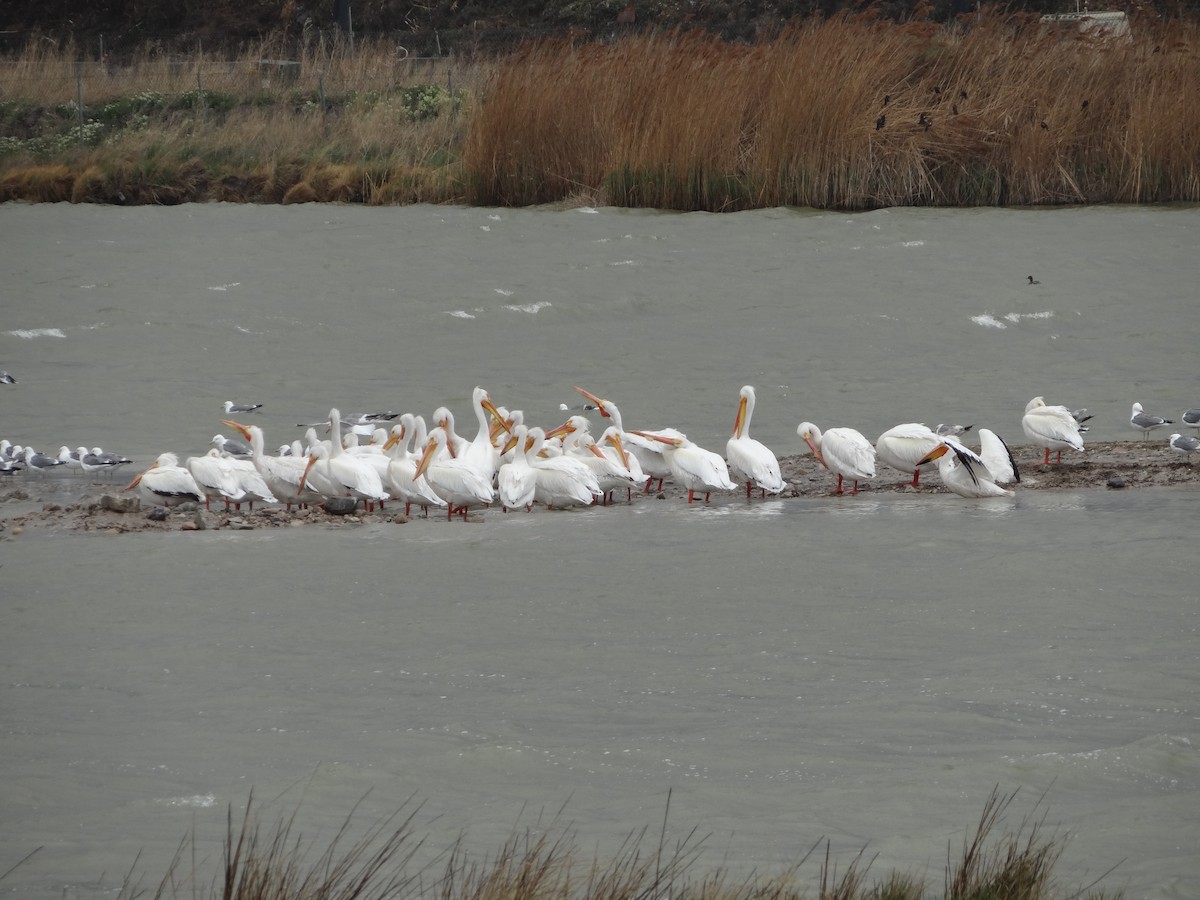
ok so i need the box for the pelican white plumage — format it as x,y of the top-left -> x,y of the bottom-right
1021,397 -> 1084,464
874,423 -> 941,487
496,424 -> 539,511
414,426 -> 495,518
300,409 -> 390,510
574,386 -> 680,491
223,419 -> 316,509
796,422 -> 876,495
1130,402 -> 1173,439
726,385 -> 785,498
918,437 -> 1014,498
381,415 -> 448,516
631,430 -> 737,503
521,427 -> 603,508
126,452 -> 203,507
186,448 -> 245,510
557,421 -> 646,505
977,428 -> 1020,485
458,386 -> 507,484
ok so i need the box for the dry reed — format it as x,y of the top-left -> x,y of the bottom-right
465,12 -> 1200,209
0,787 -> 1118,900
2,14 -> 1198,209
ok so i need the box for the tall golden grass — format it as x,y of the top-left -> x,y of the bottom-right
465,11 -> 1200,209
2,14 -> 1198,209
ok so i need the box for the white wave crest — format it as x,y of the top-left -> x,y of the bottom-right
503,301 -> 551,314
971,315 -> 1007,329
7,327 -> 66,339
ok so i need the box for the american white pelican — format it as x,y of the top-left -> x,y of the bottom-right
496,424 -> 539,511
126,452 -> 203,507
1168,432 -> 1200,456
224,401 -> 263,414
1021,397 -> 1084,464
726,385 -> 785,498
300,409 -> 390,510
414,426 -> 495,519
458,386 -> 508,484
186,448 -> 246,510
380,416 -> 448,516
519,427 -> 603,509
1182,408 -> 1200,433
874,423 -> 941,487
631,430 -> 736,503
574,386 -> 680,491
917,438 -> 1014,498
431,406 -> 469,459
1130,402 -> 1173,439
22,447 -> 68,474
223,419 -> 316,510
556,421 -> 646,504
796,422 -> 876,495
977,428 -> 1020,485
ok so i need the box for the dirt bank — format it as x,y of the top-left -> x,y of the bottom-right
1,441 -> 1196,537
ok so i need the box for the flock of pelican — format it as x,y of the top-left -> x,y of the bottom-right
11,387 -> 1195,518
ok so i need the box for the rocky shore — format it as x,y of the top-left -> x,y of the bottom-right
1,441 -> 1196,537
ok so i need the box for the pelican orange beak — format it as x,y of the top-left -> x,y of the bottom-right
125,459 -> 159,491
298,454 -> 318,494
382,427 -> 405,451
917,444 -> 951,467
732,395 -> 748,439
605,432 -> 633,470
630,430 -> 681,447
480,395 -> 510,435
414,438 -> 438,481
221,419 -> 252,441
574,386 -> 611,417
543,420 -> 574,440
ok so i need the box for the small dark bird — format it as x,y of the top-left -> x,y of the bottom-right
952,103 -> 959,115
918,112 -> 931,130
959,89 -> 968,99
1040,120 -> 1048,130
0,370 -> 15,385
1081,99 -> 1089,110
883,94 -> 891,106
875,114 -> 886,130
930,86 -> 941,94
1027,275 -> 1040,285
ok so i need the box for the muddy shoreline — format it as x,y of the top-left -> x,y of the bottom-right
1,441 -> 1197,536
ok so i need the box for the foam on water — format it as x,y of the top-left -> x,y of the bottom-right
6,327 -> 66,339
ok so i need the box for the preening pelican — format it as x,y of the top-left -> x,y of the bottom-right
414,426 -> 495,519
631,430 -> 736,503
496,424 -> 538,511
1130,402 -> 1173,439
126,452 -> 203,507
1021,397 -> 1084,464
977,428 -> 1019,485
796,422 -> 876,495
917,438 -> 1014,498
186,448 -> 245,510
300,409 -> 390,509
574,386 -> 680,491
558,422 -> 646,505
874,423 -> 941,487
726,385 -> 785,498
519,427 -> 603,508
381,416 -> 448,516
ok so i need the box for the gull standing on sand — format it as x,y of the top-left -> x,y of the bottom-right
1021,397 -> 1084,464
1130,402 -> 1173,439
1168,433 -> 1200,457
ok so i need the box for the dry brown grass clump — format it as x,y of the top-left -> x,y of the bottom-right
0,787 -> 1120,900
465,12 -> 1200,210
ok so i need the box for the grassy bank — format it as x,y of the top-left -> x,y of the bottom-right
48,787 -> 1119,900
2,13 -> 1198,210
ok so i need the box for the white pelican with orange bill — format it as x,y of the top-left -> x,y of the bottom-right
916,436 -> 1014,498
726,385 -> 785,499
796,421 -> 875,495
126,452 -> 203,508
574,386 -> 680,492
630,429 -> 736,504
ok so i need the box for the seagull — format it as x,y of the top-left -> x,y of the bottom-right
1180,407 -> 1200,433
935,423 -> 975,437
23,447 -> 69,474
0,370 -> 16,384
1168,433 -> 1200,456
212,433 -> 253,459
224,401 -> 263,414
1130,402 -> 1173,439
1071,408 -> 1093,433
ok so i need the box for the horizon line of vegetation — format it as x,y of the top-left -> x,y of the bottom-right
1,12 -> 1198,211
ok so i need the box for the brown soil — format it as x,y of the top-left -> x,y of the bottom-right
1,441 -> 1196,537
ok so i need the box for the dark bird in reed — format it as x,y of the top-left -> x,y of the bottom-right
952,103 -> 959,115
918,112 -> 931,130
883,94 -> 890,106
930,85 -> 941,94
1040,120 -> 1048,129
875,114 -> 886,130
959,89 -> 968,99
1081,99 -> 1089,110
